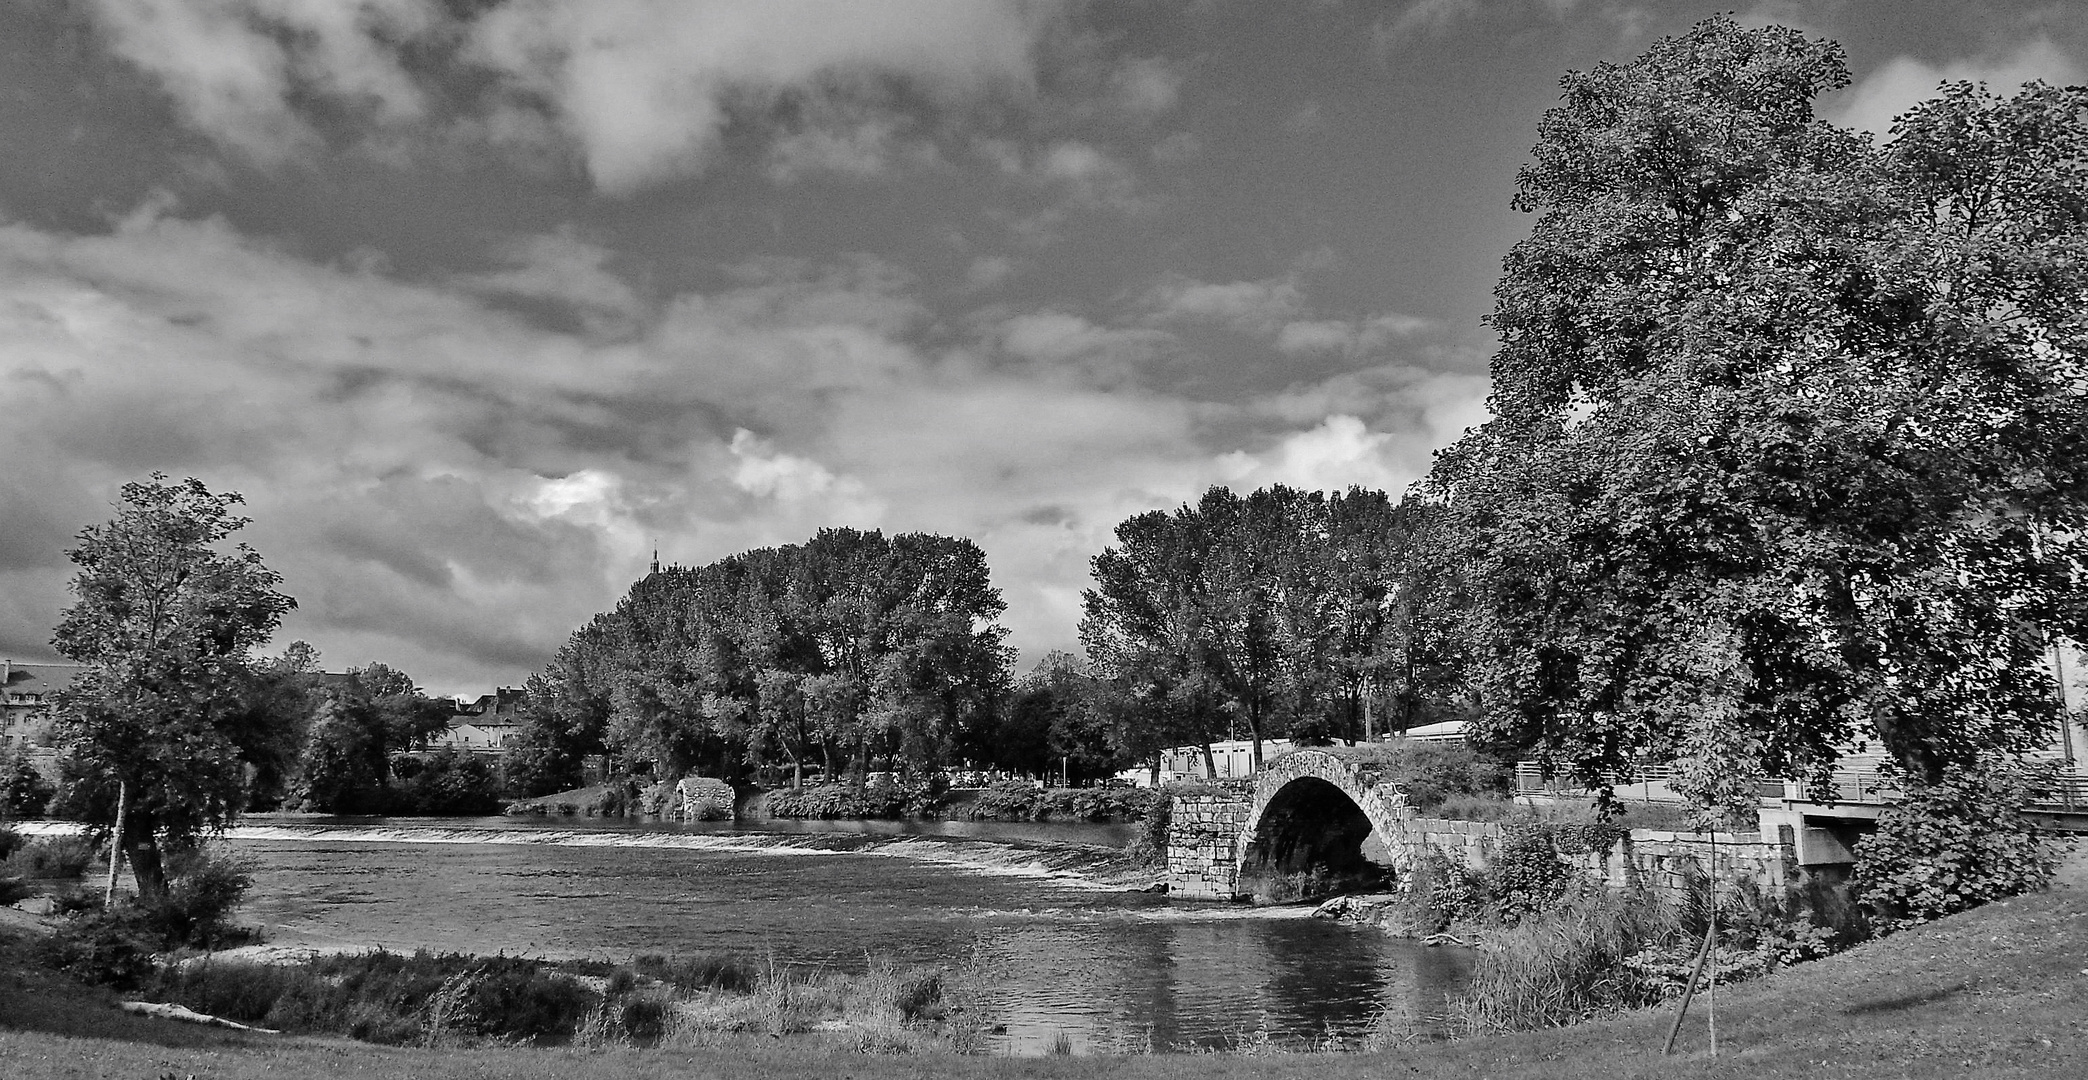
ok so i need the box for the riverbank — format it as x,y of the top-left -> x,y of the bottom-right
5,858 -> 2085,1077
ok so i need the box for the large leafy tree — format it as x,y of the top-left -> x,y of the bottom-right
52,475 -> 296,896
1433,18 -> 2088,805
520,527 -> 1012,791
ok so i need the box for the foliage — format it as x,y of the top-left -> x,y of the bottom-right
1394,845 -> 1487,935
4,835 -> 95,879
1855,763 -> 2062,932
763,780 -> 920,820
39,905 -> 162,989
1430,16 -> 2088,799
49,474 -> 296,897
1082,486 -> 1465,774
388,749 -> 503,816
137,845 -> 255,949
960,781 -> 1159,822
1486,824 -> 1574,921
1458,886 -> 1676,1032
0,754 -> 56,818
292,661 -> 460,814
521,528 -> 1011,794
0,824 -> 20,862
1344,739 -> 1512,811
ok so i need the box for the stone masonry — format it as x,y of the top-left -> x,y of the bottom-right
1166,795 -> 1251,898
1165,747 -> 1794,899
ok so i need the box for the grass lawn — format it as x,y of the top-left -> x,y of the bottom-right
3,881 -> 2085,1079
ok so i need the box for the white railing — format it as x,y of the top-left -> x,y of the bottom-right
1513,761 -> 2088,811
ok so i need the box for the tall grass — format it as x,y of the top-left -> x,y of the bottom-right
1456,885 -> 1678,1032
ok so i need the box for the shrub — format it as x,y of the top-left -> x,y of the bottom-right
141,846 -> 255,949
0,824 -> 22,862
40,905 -> 161,989
1342,740 -> 1513,812
1854,763 -> 2061,933
1487,825 -> 1573,921
1396,845 -> 1486,935
0,874 -> 35,905
389,750 -> 504,816
1124,795 -> 1171,866
633,952 -> 758,993
764,779 -> 924,820
4,835 -> 95,879
1,754 -> 55,818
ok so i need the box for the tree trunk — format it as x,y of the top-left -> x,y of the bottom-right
1201,741 -> 1217,780
125,833 -> 167,901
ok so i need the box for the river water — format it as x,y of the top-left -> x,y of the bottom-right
208,815 -> 1470,1054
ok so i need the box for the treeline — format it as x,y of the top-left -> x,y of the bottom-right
505,528 -> 1013,795
504,488 -> 1474,794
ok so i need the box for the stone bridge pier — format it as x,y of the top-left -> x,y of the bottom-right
1166,748 -> 1415,900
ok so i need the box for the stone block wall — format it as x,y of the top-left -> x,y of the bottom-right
1398,818 -> 1794,895
1167,794 -> 1251,898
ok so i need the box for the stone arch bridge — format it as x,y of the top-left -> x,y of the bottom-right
1165,747 -> 1420,900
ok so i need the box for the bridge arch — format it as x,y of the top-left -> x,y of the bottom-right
1235,748 -> 1414,899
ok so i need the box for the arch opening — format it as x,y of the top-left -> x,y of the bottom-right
1237,776 -> 1392,903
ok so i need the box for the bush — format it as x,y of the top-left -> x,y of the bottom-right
1854,763 -> 2061,933
632,952 -> 757,993
0,824 -> 22,862
960,781 -> 1160,822
1396,845 -> 1487,935
40,905 -> 161,989
1487,824 -> 1574,921
1,754 -> 55,818
4,835 -> 95,879
764,778 -> 931,820
1345,741 -> 1513,812
141,846 -> 255,949
0,874 -> 35,905
389,750 -> 504,816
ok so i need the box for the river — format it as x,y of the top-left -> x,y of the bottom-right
207,815 -> 1468,1054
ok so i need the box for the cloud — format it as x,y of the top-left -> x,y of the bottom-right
0,200 -> 1487,690
455,231 -> 645,336
88,0 -> 440,163
1143,273 -> 1305,335
468,0 -> 1055,191
1831,37 -> 2084,137
1275,313 -> 1437,358
1109,57 -> 1182,118
1216,415 -> 1411,493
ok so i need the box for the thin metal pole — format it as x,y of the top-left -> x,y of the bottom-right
103,779 -> 127,907
1708,827 -> 1719,1057
1661,921 -> 1716,1055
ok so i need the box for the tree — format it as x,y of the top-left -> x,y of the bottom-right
51,475 -> 296,896
0,753 -> 56,818
1431,18 -> 2088,805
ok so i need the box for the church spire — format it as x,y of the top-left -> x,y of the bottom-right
650,542 -> 660,576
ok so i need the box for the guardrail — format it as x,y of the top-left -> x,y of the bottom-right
1514,761 -> 2088,811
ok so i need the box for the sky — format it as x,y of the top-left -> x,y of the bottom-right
1,0 -> 2084,697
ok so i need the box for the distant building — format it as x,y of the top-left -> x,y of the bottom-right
424,685 -> 528,756
1,660 -> 82,752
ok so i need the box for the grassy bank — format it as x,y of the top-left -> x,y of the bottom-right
3,878 -> 2085,1078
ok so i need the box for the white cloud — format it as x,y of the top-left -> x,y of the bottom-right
468,0 -> 1054,192
88,0 -> 440,163
1275,313 -> 1436,357
1143,273 -> 1305,334
1831,37 -> 2084,137
1216,415 -> 1411,493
